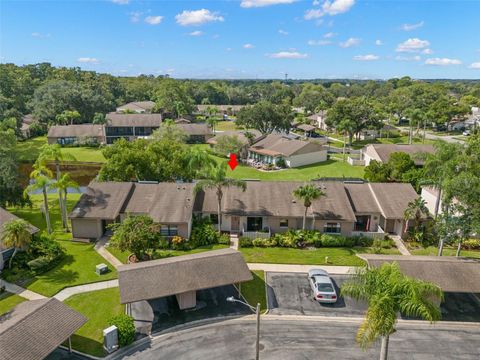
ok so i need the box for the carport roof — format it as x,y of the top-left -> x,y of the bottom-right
359,255 -> 480,293
0,298 -> 87,360
118,248 -> 253,304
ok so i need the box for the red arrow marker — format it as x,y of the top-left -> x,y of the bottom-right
228,153 -> 238,171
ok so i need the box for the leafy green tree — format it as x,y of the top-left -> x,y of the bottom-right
55,110 -> 81,125
1,219 -> 32,269
342,263 -> 442,360
404,198 -> 429,231
236,100 -> 292,135
387,152 -> 415,181
154,79 -> 195,118
187,146 -> 216,177
151,121 -> 188,143
293,83 -> 334,114
109,215 -> 161,261
0,129 -> 27,207
293,184 -> 326,230
364,160 -> 389,183
50,173 -> 79,232
92,112 -> 106,124
194,163 -> 247,234
214,135 -> 244,158
25,163 -> 54,233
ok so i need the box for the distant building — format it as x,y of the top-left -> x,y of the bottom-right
196,104 -> 245,117
307,110 -> 328,130
361,144 -> 435,166
176,123 -> 214,143
47,124 -> 105,146
104,113 -> 163,144
116,101 -> 156,114
207,129 -> 264,158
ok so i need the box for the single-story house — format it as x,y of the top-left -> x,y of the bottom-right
196,105 -> 245,117
307,110 -> 328,130
116,100 -> 156,114
0,298 -> 87,360
358,124 -> 399,140
104,112 -> 163,144
47,124 -> 105,146
361,144 -> 435,166
69,181 -> 195,240
1,207 -> 39,270
247,134 -> 328,168
207,130 -> 264,158
176,123 -> 214,143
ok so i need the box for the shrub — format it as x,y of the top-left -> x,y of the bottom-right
218,233 -> 230,245
351,236 -> 373,247
171,236 -> 188,250
108,314 -> 135,347
302,231 -> 321,246
371,239 -> 384,254
277,231 -> 297,248
190,218 -> 219,248
27,256 -> 57,273
239,236 -> 253,248
252,237 -> 278,247
25,234 -> 65,274
463,239 -> 480,250
320,234 -> 353,247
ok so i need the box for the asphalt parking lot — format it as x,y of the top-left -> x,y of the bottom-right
266,272 -> 480,321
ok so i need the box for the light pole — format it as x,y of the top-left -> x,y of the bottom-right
226,296 -> 261,360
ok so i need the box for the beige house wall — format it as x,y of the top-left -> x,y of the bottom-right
362,145 -> 382,166
285,150 -> 328,168
313,220 -> 354,237
71,218 -> 103,239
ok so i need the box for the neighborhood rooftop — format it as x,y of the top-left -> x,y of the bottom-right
364,144 -> 435,165
116,100 -> 156,112
0,207 -> 39,245
106,112 -> 163,127
118,248 -> 252,304
0,298 -> 87,360
248,134 -> 327,157
176,123 -> 212,136
207,129 -> 263,146
47,124 -> 105,139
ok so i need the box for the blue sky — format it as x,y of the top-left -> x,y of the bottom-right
1,0 -> 479,79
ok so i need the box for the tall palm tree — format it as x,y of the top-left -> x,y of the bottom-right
293,184 -> 326,230
342,262 -> 442,360
403,198 -> 429,232
26,164 -> 53,234
1,219 -> 32,269
194,163 -> 246,234
50,173 -> 79,232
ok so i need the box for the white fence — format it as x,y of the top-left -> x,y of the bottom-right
351,226 -> 386,240
242,227 -> 271,239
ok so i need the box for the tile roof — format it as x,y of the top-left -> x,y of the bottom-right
248,134 -> 327,157
0,298 -> 87,360
47,125 -> 105,139
106,113 -> 163,127
118,248 -> 252,304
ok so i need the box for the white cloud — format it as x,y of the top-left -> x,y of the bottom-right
425,58 -> 462,66
304,0 -> 355,20
278,29 -> 289,35
396,38 -> 430,52
111,0 -> 129,4
240,0 -> 297,8
243,43 -> 255,49
313,0 -> 320,5
77,57 -> 99,64
339,37 -> 360,48
323,32 -> 336,38
469,62 -> 480,69
422,48 -> 433,55
189,30 -> 204,36
353,54 -> 379,61
144,16 -> 163,25
400,21 -> 424,31
395,55 -> 421,61
269,51 -> 308,59
175,9 -> 224,26
130,11 -> 142,23
308,39 -> 332,46
31,32 -> 51,38
375,39 -> 383,46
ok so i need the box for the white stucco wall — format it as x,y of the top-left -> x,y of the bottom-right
285,150 -> 328,168
362,145 -> 382,166
421,188 -> 441,216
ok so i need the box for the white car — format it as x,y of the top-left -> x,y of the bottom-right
308,269 -> 338,303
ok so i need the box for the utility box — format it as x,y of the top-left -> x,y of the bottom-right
96,263 -> 108,275
103,325 -> 119,354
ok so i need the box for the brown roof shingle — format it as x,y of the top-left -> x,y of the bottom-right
117,101 -> 156,112
206,130 -> 263,146
368,182 -> 419,219
106,113 -> 163,127
249,134 -> 327,157
0,298 -> 87,360
177,123 -> 212,136
344,183 -> 381,214
366,144 -> 435,165
47,125 -> 104,139
118,248 -> 252,304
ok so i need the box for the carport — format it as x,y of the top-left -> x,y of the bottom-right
0,298 -> 87,360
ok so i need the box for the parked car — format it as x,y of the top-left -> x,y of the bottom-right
463,130 -> 471,136
308,269 -> 338,303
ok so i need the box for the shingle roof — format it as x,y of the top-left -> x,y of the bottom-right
124,183 -> 195,223
368,182 -> 419,219
47,125 -> 104,139
177,123 -> 212,136
206,130 -> 263,146
344,183 -> 381,214
106,113 -> 163,127
359,255 -> 480,293
249,134 -> 327,157
1,207 -> 39,250
117,101 -> 156,112
69,181 -> 134,220
196,105 -> 245,112
365,144 -> 435,165
0,298 -> 87,360
195,181 -> 357,222
118,248 -> 252,304
296,124 -> 317,132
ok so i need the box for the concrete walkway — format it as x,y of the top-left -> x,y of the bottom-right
390,235 -> 411,255
1,280 -> 46,300
229,233 -> 239,250
247,263 -> 355,275
95,236 -> 123,269
54,279 -> 119,301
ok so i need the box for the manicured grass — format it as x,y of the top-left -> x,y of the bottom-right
239,246 -> 400,266
5,194 -> 117,297
215,121 -> 241,131
16,136 -> 105,163
64,287 -> 123,357
241,271 -> 267,311
107,244 -> 229,264
410,246 -> 480,258
326,134 -> 437,150
0,292 -> 27,315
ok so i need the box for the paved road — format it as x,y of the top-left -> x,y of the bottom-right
118,317 -> 480,360
424,132 -> 465,144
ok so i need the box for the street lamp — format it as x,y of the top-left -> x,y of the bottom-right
226,296 -> 261,360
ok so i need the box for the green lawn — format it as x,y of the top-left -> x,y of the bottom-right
410,246 -> 480,258
107,244 -> 229,264
326,133 -> 437,150
4,193 -> 117,297
241,271 -> 267,311
64,287 -> 123,357
0,292 -> 27,315
215,121 -> 241,131
239,246 -> 400,266
16,136 -> 105,163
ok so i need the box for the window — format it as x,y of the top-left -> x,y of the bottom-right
210,214 -> 219,225
324,223 -> 341,234
279,219 -> 288,228
247,217 -> 263,232
160,225 -> 178,237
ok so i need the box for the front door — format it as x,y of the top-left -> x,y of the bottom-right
231,216 -> 240,232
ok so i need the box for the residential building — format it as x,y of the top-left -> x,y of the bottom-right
358,124 -> 399,140
104,112 -> 163,144
176,123 -> 214,143
196,104 -> 245,117
116,101 -> 156,114
207,129 -> 264,158
47,124 -> 105,146
307,110 -> 328,130
247,134 -> 328,168
361,143 -> 435,166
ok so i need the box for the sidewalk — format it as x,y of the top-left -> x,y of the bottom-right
95,236 -> 123,269
390,235 -> 411,255
1,280 -> 46,300
54,279 -> 119,301
247,263 -> 355,275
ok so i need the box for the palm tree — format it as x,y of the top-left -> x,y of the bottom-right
293,184 -> 326,230
26,164 -> 53,234
1,219 -> 32,269
403,198 -> 429,233
206,116 -> 219,133
188,147 -> 216,178
194,163 -> 246,234
342,262 -> 443,360
50,173 -> 79,232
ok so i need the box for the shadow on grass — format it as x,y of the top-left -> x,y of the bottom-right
66,334 -> 104,358
43,268 -> 80,285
